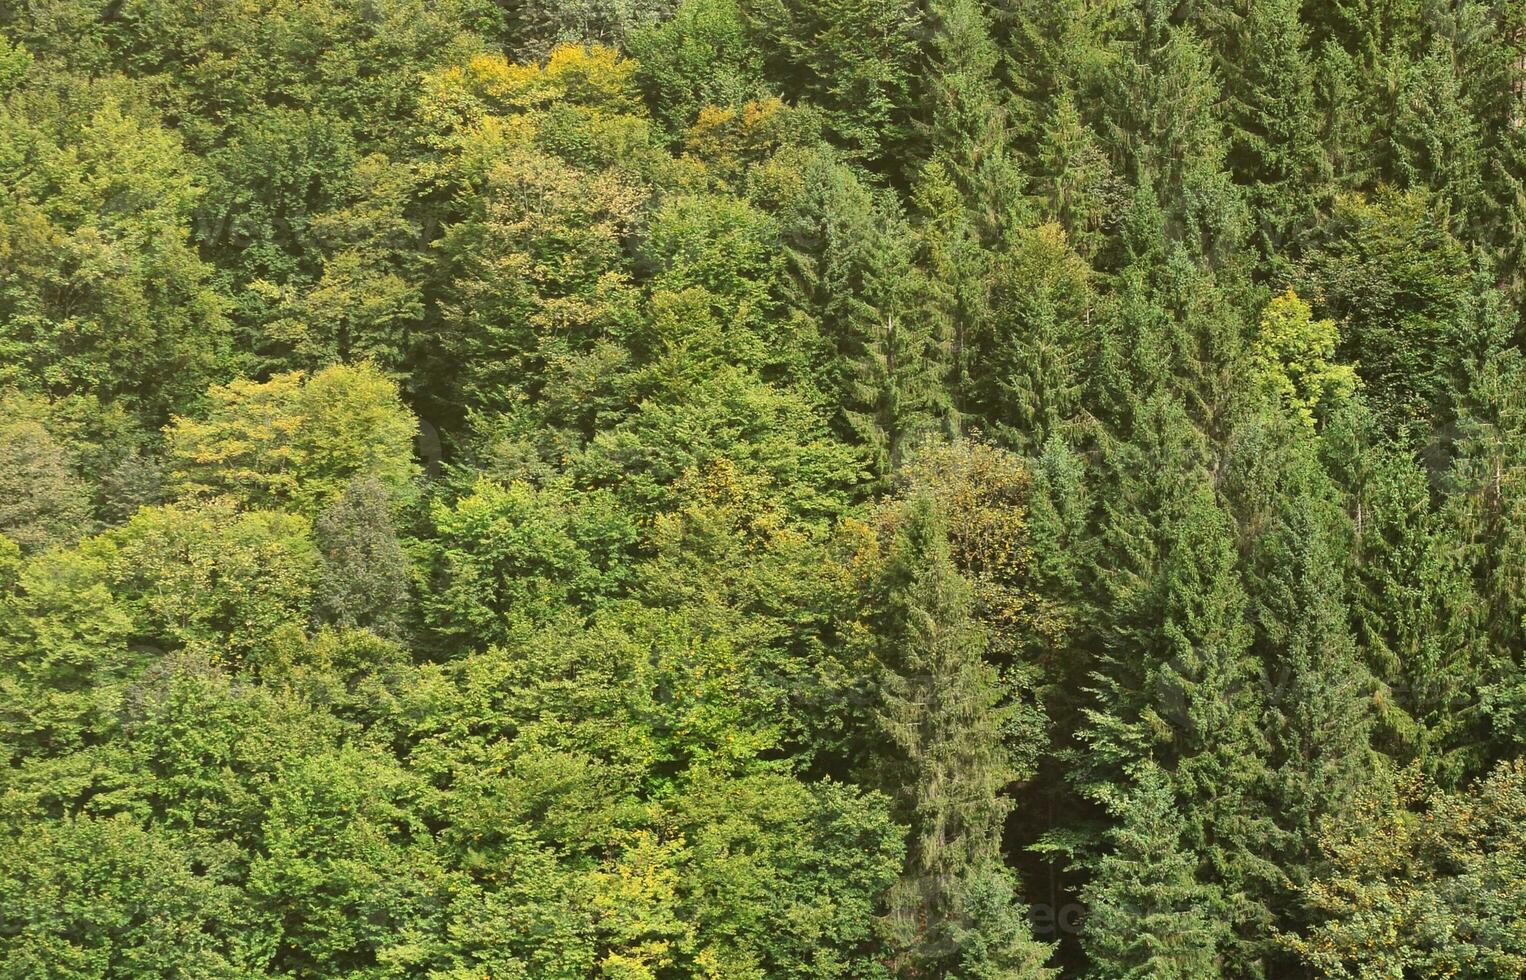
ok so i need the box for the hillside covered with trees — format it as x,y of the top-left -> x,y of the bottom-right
2,0 -> 1526,976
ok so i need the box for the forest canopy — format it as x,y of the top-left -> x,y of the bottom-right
2,0 -> 1526,976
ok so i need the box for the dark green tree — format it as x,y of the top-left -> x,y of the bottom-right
313,476 -> 412,640
1222,0 -> 1329,253
872,495 -> 1052,977
1079,760 -> 1224,980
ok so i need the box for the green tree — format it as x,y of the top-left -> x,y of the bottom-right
920,0 -> 1027,246
0,96 -> 230,421
1448,351 -> 1526,752
1249,290 -> 1358,430
0,419 -> 91,555
0,816 -> 250,977
740,0 -> 922,161
1287,761 -> 1526,977
1246,476 -> 1376,938
166,362 -> 419,515
970,224 -> 1095,453
871,495 -> 1052,977
1222,0 -> 1329,252
1321,401 -> 1485,785
313,476 -> 412,640
630,0 -> 767,135
1295,190 -> 1495,444
1079,761 -> 1225,979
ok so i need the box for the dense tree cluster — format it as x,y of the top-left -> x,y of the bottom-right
2,0 -> 1525,975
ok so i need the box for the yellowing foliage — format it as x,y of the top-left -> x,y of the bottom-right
421,44 -> 642,132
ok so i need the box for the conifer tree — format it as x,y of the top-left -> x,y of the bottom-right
972,224 -> 1095,454
1447,351 -> 1526,753
1080,416 -> 1274,973
1034,91 -> 1118,259
1104,0 -> 1244,255
921,0 -> 1027,247
873,495 -> 1051,977
1223,0 -> 1329,254
913,160 -> 990,426
776,153 -> 947,476
1002,0 -> 1121,149
1247,480 -> 1376,942
739,0 -> 923,161
849,310 -> 949,482
1321,402 -> 1485,785
1079,761 -> 1224,980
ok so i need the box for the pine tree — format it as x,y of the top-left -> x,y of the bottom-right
1321,401 -> 1485,786
921,0 -> 1028,247
1002,0 -> 1121,151
1095,186 -> 1251,443
1392,43 -> 1486,235
1246,475 -> 1377,944
739,0 -> 923,162
971,224 -> 1095,454
1080,417 -> 1275,973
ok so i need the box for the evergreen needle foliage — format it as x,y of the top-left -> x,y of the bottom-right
1,0 -> 1524,975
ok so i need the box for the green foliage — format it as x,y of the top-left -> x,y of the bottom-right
869,494 -> 1052,976
630,0 -> 766,134
1079,762 -> 1224,979
1448,351 -> 1526,749
1249,289 -> 1358,428
425,478 -> 616,645
0,816 -> 249,977
0,418 -> 91,554
0,96 -> 230,421
972,223 -> 1095,453
1322,402 -> 1486,784
313,476 -> 413,639
1287,761 -> 1526,977
1222,0 -> 1329,251
2,0 -> 1525,975
740,0 -> 923,161
109,501 -> 320,667
1296,190 -> 1490,442
166,362 -> 419,515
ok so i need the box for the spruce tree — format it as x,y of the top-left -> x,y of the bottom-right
1034,91 -> 1118,259
1247,476 -> 1376,944
849,309 -> 950,482
1223,0 -> 1328,254
921,0 -> 1027,247
1447,351 -> 1526,754
1321,402 -> 1485,785
1079,761 -> 1224,979
874,495 -> 1051,977
776,153 -> 947,470
972,224 -> 1095,454
1080,406 -> 1275,974
913,160 -> 990,426
1104,0 -> 1244,255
